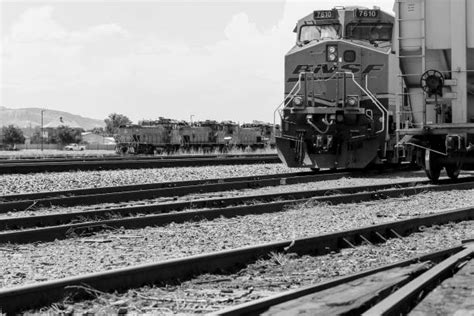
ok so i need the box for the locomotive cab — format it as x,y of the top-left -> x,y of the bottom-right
276,7 -> 397,170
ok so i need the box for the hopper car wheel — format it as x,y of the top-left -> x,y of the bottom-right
445,162 -> 462,180
424,150 -> 442,182
118,146 -> 128,154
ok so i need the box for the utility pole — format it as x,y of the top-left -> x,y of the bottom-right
41,109 -> 45,151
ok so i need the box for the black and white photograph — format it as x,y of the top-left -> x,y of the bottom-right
1,0 -> 474,314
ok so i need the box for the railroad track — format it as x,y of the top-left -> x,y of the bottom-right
0,154 -> 280,174
215,241 -> 474,315
1,206 -> 473,313
0,153 -> 276,163
1,176 -> 473,244
0,169 -> 352,212
0,165 -> 420,211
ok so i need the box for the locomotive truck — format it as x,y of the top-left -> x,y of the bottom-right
275,1 -> 474,180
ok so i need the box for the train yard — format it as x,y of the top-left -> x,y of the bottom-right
1,159 -> 473,314
2,0 -> 474,314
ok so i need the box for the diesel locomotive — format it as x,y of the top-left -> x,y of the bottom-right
276,2 -> 474,181
275,6 -> 397,170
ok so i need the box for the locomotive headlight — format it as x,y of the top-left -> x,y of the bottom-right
293,96 -> 303,106
326,45 -> 338,62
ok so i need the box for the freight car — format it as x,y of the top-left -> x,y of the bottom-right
275,6 -> 398,170
394,0 -> 474,181
115,119 -> 276,154
234,122 -> 275,149
115,118 -> 185,154
179,120 -> 235,152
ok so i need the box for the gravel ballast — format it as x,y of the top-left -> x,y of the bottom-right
0,164 -> 302,195
32,221 -> 474,314
1,170 -> 429,219
1,189 -> 473,289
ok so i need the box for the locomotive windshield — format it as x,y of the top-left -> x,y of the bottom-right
345,23 -> 392,41
299,25 -> 339,43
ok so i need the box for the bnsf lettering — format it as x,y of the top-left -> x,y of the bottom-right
289,63 -> 384,81
361,64 -> 384,74
340,64 -> 361,73
292,64 -> 313,74
313,64 -> 338,74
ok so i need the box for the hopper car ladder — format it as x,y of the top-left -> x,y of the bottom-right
395,0 -> 426,158
395,0 -> 427,123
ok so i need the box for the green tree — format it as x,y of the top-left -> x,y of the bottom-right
56,126 -> 83,145
91,127 -> 105,134
105,113 -> 132,134
2,125 -> 25,146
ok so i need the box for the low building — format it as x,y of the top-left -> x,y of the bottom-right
43,117 -> 83,143
81,132 -> 116,145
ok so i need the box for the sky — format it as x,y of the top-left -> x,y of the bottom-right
1,0 -> 395,124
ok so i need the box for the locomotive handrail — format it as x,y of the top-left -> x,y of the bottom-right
273,72 -> 305,135
339,71 -> 386,135
275,71 -> 388,136
364,74 -> 389,139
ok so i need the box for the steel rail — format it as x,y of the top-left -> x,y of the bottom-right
1,165 -> 416,204
0,153 -> 278,164
1,178 -> 473,244
0,170 -> 351,212
363,242 -> 474,316
0,155 -> 281,174
1,206 -> 473,314
0,178 -> 432,235
212,246 -> 467,316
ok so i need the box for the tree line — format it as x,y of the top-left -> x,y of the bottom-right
1,113 -> 132,147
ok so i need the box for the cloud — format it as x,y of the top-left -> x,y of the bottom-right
10,6 -> 67,42
2,1 -> 395,123
69,23 -> 129,43
3,5 -> 129,93
10,6 -> 127,43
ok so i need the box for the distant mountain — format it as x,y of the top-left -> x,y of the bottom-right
0,106 -> 104,130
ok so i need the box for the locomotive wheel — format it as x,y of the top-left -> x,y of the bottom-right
424,150 -> 442,182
